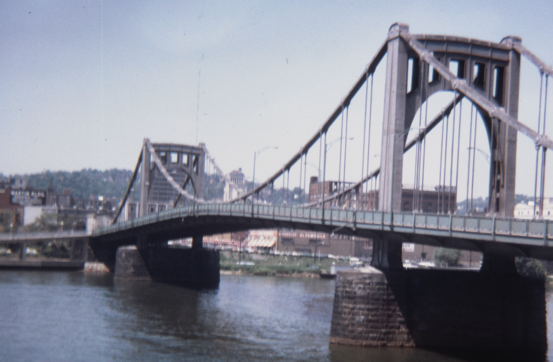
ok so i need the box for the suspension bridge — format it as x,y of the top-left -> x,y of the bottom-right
91,23 -> 553,265
9,23 -> 553,353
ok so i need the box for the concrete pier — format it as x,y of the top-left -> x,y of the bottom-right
330,267 -> 414,347
114,246 -> 152,281
330,266 -> 546,355
113,245 -> 220,289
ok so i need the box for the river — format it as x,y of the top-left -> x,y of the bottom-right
0,270 -> 551,361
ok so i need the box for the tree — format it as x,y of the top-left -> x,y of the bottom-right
0,211 -> 21,233
515,257 -> 546,280
25,213 -> 82,233
433,248 -> 463,267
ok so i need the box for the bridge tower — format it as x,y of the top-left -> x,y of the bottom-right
139,139 -> 206,217
379,23 -> 521,217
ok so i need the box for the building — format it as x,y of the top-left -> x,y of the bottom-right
514,198 -> 553,220
197,228 -> 372,259
0,178 -> 49,231
224,168 -> 248,201
308,178 -> 356,205
0,177 -> 119,231
308,177 -> 456,213
402,242 -> 482,268
275,229 -> 372,259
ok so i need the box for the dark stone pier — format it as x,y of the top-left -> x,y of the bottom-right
330,263 -> 546,357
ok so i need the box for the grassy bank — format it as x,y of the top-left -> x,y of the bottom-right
219,250 -> 351,277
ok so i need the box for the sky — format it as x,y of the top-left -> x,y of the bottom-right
1,0 -> 552,200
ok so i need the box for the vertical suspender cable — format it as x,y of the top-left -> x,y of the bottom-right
490,117 -> 499,213
366,75 -> 375,209
442,115 -> 450,213
419,61 -> 429,213
490,118 -> 495,212
322,132 -> 328,211
299,154 -> 303,205
361,73 -> 369,204
343,106 -> 350,197
466,104 -> 474,213
287,170 -> 290,206
448,91 -> 457,214
438,116 -> 446,213
442,114 -> 450,213
454,99 -> 463,215
470,110 -> 478,215
318,134 -> 323,206
377,174 -> 380,210
413,130 -> 421,211
338,106 -> 345,188
370,175 -> 374,210
282,172 -> 285,206
533,72 -> 544,218
539,75 -> 549,218
413,60 -> 425,212
303,151 -> 308,206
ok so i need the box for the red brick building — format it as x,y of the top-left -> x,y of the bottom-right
308,177 -> 456,214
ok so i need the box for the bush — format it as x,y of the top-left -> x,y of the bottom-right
433,248 -> 462,267
42,241 -> 71,259
516,257 -> 546,280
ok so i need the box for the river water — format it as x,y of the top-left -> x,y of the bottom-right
0,270 -> 551,362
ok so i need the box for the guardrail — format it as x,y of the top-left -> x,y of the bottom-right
92,204 -> 553,247
0,231 -> 91,243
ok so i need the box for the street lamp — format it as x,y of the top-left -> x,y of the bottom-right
467,147 -> 490,163
306,163 -> 321,180
326,137 -> 353,152
252,146 -> 278,195
393,126 -> 426,145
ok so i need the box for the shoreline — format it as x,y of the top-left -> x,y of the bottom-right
220,269 -> 323,278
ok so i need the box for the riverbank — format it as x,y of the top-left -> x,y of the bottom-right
220,269 -> 322,278
219,250 -> 352,277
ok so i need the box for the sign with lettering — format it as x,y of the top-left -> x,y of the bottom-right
402,243 -> 415,252
10,189 -> 46,206
279,230 -> 328,239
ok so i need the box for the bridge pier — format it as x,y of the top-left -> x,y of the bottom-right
330,239 -> 546,356
107,235 -> 219,289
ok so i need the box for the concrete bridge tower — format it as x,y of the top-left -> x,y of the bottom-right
379,23 -> 521,218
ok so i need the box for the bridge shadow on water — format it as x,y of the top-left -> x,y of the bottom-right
329,344 -> 546,362
383,268 -> 548,362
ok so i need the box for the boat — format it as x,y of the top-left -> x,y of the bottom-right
319,271 -> 336,279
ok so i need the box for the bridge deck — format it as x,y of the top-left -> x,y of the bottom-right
0,231 -> 91,243
91,204 -> 553,260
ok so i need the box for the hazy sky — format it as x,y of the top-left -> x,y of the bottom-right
1,0 -> 552,198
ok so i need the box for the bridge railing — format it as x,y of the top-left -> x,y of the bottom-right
93,204 -> 553,246
0,230 -> 91,243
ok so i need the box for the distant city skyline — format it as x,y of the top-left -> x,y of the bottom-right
1,0 -> 552,199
